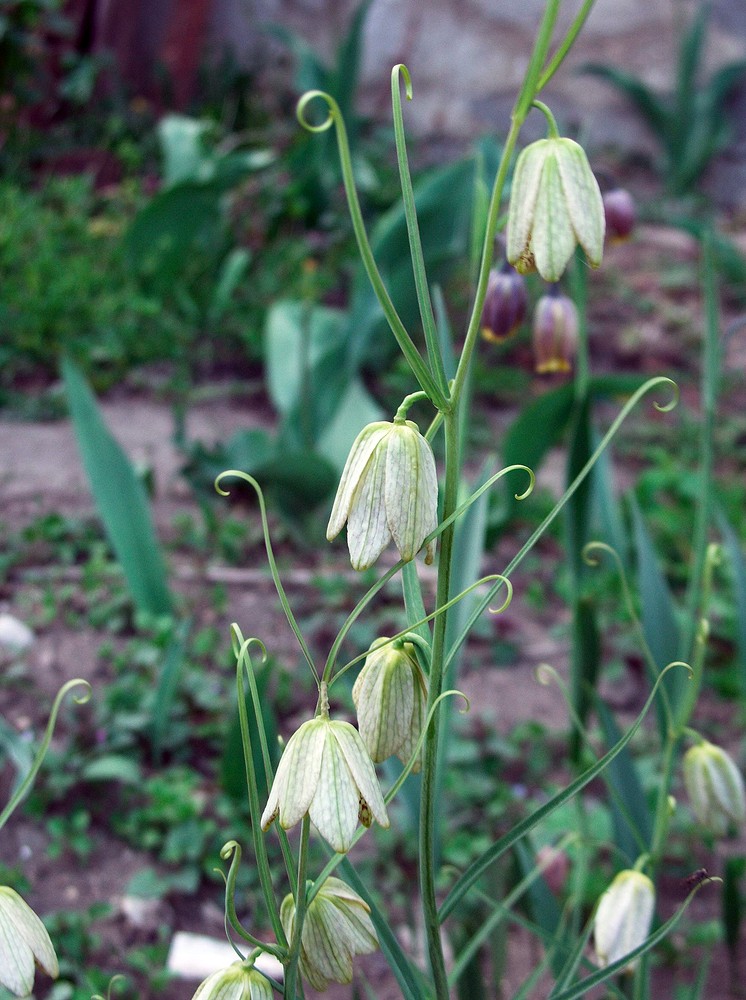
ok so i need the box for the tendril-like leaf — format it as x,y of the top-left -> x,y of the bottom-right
0,678 -> 91,831
219,840 -> 285,958
216,471 -> 318,682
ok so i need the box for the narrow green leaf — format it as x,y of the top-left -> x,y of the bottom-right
339,858 -> 426,1000
716,503 -> 746,696
439,663 -> 681,921
150,619 -> 190,762
596,700 -> 653,860
62,357 -> 173,616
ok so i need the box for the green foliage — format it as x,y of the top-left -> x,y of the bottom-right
582,6 -> 746,194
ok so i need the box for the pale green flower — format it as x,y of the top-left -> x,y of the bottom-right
0,887 -> 58,997
190,961 -> 272,1000
327,419 -> 438,571
281,877 -> 377,991
507,136 -> 605,282
353,638 -> 427,770
683,740 -> 746,837
261,716 -> 388,853
593,870 -> 655,972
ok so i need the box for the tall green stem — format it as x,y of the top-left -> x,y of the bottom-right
284,815 -> 311,999
419,411 -> 460,998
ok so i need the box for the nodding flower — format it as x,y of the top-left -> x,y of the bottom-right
261,710 -> 388,854
593,869 -> 655,972
353,637 -> 427,771
603,187 -> 636,243
480,264 -> 529,343
507,136 -> 605,282
190,961 -> 272,1000
683,740 -> 746,837
532,287 -> 579,375
327,419 -> 438,571
280,877 -> 378,991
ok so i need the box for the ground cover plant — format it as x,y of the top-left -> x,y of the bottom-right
1,0 -> 746,998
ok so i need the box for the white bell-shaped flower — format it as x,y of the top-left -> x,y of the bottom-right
0,887 -> 58,997
593,869 -> 655,972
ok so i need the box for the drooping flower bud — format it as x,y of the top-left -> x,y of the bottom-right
507,136 -> 605,282
532,288 -> 579,374
480,264 -> 529,342
261,712 -> 389,853
683,740 -> 746,837
327,419 -> 438,571
191,961 -> 272,1000
603,188 -> 636,243
593,869 -> 655,972
0,887 -> 58,997
353,638 -> 427,771
280,877 -> 378,991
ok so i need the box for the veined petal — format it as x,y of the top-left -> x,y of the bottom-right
531,154 -> 575,282
353,645 -> 415,763
385,423 -> 438,563
309,728 -> 360,853
331,722 -> 389,830
304,897 -> 355,984
396,667 -> 427,771
327,422 -> 392,541
555,139 -> 605,267
346,438 -> 391,571
0,888 -> 57,996
329,898 -> 378,955
506,140 -> 549,270
262,718 -> 325,831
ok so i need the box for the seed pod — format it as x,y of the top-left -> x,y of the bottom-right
593,869 -> 655,972
327,419 -> 438,571
281,877 -> 378,991
532,289 -> 579,374
683,740 -> 746,837
507,136 -> 605,282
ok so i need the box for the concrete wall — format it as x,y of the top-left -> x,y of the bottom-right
207,0 -> 746,160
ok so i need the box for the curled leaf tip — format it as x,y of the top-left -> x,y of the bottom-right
652,377 -> 679,413
487,575 -> 513,614
535,663 -> 557,686
297,89 -> 337,133
220,839 -> 241,861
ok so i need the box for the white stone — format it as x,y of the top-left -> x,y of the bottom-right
166,931 -> 283,982
0,613 -> 34,653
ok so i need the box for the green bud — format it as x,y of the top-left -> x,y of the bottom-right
0,887 -> 58,997
326,419 -> 438,571
190,961 -> 272,1000
507,136 -> 605,282
353,638 -> 427,770
261,716 -> 389,853
683,740 -> 746,837
281,877 -> 377,992
593,870 -> 655,972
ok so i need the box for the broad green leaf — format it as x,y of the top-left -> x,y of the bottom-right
208,247 -> 252,323
716,503 -> 746,696
81,754 -> 142,785
62,357 -> 172,617
158,114 -> 211,186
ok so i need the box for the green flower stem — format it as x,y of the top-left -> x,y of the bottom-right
513,0 -> 562,120
533,100 -> 560,138
674,544 -> 719,735
536,0 -> 599,92
569,251 -> 590,402
395,390 -> 432,423
235,654 -> 287,944
444,377 -> 678,672
285,815 -> 311,999
297,91 -> 447,410
419,410 -> 461,998
679,232 -> 719,663
450,113 -> 522,406
391,65 -> 450,399
0,678 -> 90,831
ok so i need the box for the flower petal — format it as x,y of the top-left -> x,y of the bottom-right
353,645 -> 415,763
346,437 -> 391,570
331,722 -> 389,830
309,728 -> 360,853
385,423 -> 438,563
530,153 -> 575,282
506,140 -> 549,270
555,139 -> 605,267
327,422 -> 392,541
0,888 -> 58,996
262,719 -> 325,832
